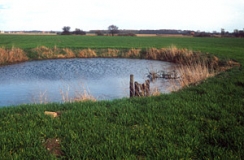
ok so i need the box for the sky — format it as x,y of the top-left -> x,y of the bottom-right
0,0 -> 244,32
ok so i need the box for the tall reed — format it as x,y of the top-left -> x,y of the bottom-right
100,49 -> 120,57
142,45 -> 236,88
77,49 -> 97,58
60,83 -> 96,103
0,47 -> 28,65
123,48 -> 141,58
177,60 -> 215,87
32,46 -> 77,59
62,48 -> 76,58
32,46 -> 57,59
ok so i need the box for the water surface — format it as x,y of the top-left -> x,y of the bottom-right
0,58 -> 178,107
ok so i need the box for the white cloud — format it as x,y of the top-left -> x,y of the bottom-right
0,0 -> 244,32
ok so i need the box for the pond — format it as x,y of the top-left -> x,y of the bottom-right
0,58 -> 179,107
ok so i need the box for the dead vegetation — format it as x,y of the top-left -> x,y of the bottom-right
100,49 -> 120,57
77,49 -> 97,58
142,45 -> 240,88
43,138 -> 63,158
32,46 -> 76,59
0,47 -> 28,65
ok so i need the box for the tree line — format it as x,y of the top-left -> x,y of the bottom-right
60,25 -> 120,36
59,25 -> 244,37
60,26 -> 86,35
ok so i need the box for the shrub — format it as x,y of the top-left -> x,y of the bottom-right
95,31 -> 104,36
118,33 -> 136,36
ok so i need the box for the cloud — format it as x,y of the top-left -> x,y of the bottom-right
0,0 -> 244,31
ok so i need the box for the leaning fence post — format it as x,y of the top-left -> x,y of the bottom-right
141,83 -> 145,96
135,81 -> 140,97
130,74 -> 134,97
145,80 -> 150,96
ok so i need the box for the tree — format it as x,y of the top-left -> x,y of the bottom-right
108,25 -> 119,36
73,28 -> 86,35
95,30 -> 104,36
221,28 -> 225,36
62,26 -> 71,35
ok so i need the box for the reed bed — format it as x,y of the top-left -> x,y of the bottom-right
0,47 -> 28,65
177,60 -> 214,87
100,49 -> 120,57
32,46 -> 57,59
122,48 -> 141,58
140,45 -> 238,88
77,49 -> 97,58
32,46 -> 77,59
62,48 -> 76,58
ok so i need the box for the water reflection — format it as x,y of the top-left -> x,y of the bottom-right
0,58 -> 178,107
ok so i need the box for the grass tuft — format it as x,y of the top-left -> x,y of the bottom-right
100,49 -> 120,57
0,47 -> 28,65
123,48 -> 141,58
62,48 -> 76,58
32,46 -> 57,59
77,49 -> 97,58
73,89 -> 96,102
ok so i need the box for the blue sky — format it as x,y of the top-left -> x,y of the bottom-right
0,0 -> 244,32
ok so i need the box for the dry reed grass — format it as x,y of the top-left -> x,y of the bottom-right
123,48 -> 141,58
33,46 -> 57,59
0,47 -> 28,65
177,60 -> 215,87
77,49 -> 97,58
150,87 -> 161,96
62,48 -> 76,58
60,84 -> 96,103
100,49 -> 120,57
73,89 -> 96,102
33,46 -> 78,59
143,45 -> 228,90
144,45 -> 194,63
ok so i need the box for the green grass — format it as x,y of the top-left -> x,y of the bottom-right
0,35 -> 244,159
0,34 -> 243,50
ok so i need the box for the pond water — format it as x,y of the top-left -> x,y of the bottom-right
0,58 -> 179,107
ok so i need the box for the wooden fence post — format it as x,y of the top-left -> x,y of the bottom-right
130,74 -> 134,97
145,80 -> 150,96
130,75 -> 150,98
135,81 -> 140,97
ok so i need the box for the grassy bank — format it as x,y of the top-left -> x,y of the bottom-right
0,35 -> 244,159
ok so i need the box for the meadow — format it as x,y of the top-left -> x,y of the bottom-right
0,34 -> 244,159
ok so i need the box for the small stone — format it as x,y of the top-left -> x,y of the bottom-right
44,111 -> 58,118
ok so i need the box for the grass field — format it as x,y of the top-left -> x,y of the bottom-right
0,35 -> 244,159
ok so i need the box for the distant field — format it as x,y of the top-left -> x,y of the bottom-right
1,34 -> 244,58
0,34 -> 195,49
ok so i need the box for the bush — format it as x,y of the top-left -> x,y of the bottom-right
95,31 -> 104,36
118,33 -> 136,36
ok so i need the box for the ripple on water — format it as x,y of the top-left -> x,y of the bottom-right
0,58 -> 178,107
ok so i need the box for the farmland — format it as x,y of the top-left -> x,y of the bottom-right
0,34 -> 244,159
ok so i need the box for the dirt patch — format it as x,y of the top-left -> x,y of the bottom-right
44,138 -> 63,157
